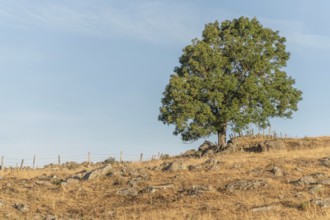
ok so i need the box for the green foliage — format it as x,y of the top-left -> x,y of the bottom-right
159,17 -> 302,145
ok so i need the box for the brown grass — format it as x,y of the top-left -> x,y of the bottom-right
0,138 -> 329,219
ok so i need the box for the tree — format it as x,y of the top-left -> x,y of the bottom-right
158,17 -> 302,149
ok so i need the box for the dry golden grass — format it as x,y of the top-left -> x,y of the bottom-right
0,137 -> 329,219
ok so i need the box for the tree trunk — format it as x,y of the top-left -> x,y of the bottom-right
217,123 -> 227,151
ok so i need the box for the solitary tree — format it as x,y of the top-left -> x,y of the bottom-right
159,17 -> 302,149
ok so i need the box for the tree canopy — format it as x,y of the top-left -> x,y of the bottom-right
158,17 -> 302,148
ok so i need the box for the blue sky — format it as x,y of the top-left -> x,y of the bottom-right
0,0 -> 328,165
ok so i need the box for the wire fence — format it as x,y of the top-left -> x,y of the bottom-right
0,151 -> 168,169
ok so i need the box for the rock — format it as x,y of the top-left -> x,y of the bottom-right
320,158 -> 330,168
201,159 -> 221,170
296,175 -> 317,186
35,180 -> 53,187
13,203 -> 29,212
312,198 -> 330,208
264,164 -> 283,176
258,140 -> 286,152
82,164 -> 113,180
318,179 -> 330,186
182,149 -> 198,158
128,175 -> 150,187
158,161 -> 186,172
308,184 -> 323,194
142,183 -> 174,194
182,185 -> 215,195
251,205 -> 277,212
226,180 -> 267,192
117,187 -> 139,196
0,200 -> 5,208
198,141 -> 217,155
43,215 -> 57,220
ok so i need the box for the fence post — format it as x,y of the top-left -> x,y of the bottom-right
268,126 -> 271,136
20,159 -> 24,169
1,156 -> 3,170
88,152 -> 91,164
58,155 -> 61,165
140,153 -> 143,162
33,155 -> 36,169
120,151 -> 123,162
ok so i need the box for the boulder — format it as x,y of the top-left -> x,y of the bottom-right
158,160 -> 186,172
312,198 -> 330,208
182,149 -> 198,158
198,141 -> 217,155
142,183 -> 174,194
320,157 -> 330,168
82,164 -> 113,180
258,140 -> 286,152
226,179 -> 267,192
117,187 -> 139,197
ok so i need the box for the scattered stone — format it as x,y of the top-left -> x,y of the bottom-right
182,149 -> 198,158
320,158 -> 330,168
117,187 -> 139,197
35,180 -> 53,187
264,164 -> 283,176
82,164 -> 113,180
312,198 -> 330,208
296,175 -> 317,186
0,200 -> 5,208
128,175 -> 150,187
43,215 -> 57,220
158,161 -> 186,172
258,140 -> 286,152
251,205 -> 277,212
226,180 -> 267,192
182,185 -> 215,195
317,179 -> 330,186
142,183 -> 175,194
308,184 -> 323,194
201,159 -> 221,170
13,203 -> 29,212
196,141 -> 219,155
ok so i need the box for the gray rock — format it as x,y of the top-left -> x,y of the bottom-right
82,164 -> 113,180
117,187 -> 139,196
312,198 -> 330,208
320,158 -> 330,168
226,180 -> 267,192
264,164 -> 283,176
182,149 -> 198,158
35,180 -> 53,187
13,203 -> 29,212
258,140 -> 286,152
297,175 -> 317,186
182,185 -> 215,195
318,179 -> 330,186
251,205 -> 277,212
142,183 -> 174,194
198,141 -> 217,155
202,159 -> 220,170
158,160 -> 186,172
308,184 -> 323,194
43,215 -> 57,220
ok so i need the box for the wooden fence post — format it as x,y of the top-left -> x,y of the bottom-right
120,151 -> 123,162
33,155 -> 36,169
20,159 -> 24,169
140,153 -> 143,162
58,155 -> 61,165
88,152 -> 91,164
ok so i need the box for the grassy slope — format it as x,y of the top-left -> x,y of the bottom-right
0,137 -> 329,220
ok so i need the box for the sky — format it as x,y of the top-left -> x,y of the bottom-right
0,0 -> 329,166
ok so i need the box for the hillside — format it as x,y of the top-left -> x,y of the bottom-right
0,137 -> 329,219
